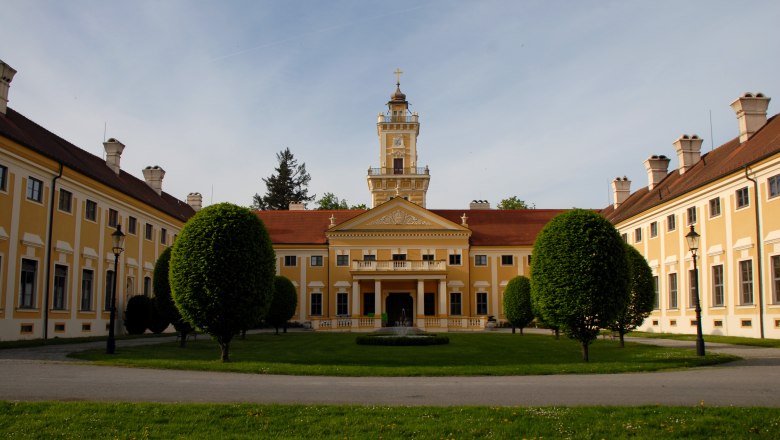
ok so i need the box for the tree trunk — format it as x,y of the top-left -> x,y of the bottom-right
219,341 -> 230,362
283,323 -> 287,334
240,329 -> 247,340
581,341 -> 590,362
179,330 -> 188,348
520,327 -> 524,336
275,326 -> 280,335
512,326 -> 516,334
619,331 -> 625,348
554,328 -> 560,339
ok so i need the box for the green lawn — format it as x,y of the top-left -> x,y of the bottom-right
630,331 -> 780,348
2,402 -> 779,439
69,332 -> 737,376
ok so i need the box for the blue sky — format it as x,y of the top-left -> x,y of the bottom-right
3,1 -> 780,209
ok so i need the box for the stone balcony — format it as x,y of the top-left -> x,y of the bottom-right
351,260 -> 446,272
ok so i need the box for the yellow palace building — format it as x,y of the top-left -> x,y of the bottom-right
604,92 -> 780,339
256,77 -> 565,331
0,60 -> 199,341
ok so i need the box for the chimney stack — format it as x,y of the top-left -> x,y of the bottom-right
103,138 -> 125,175
730,92 -> 771,143
644,155 -> 670,191
187,192 -> 203,212
142,165 -> 165,196
611,176 -> 631,208
288,202 -> 306,210
0,60 -> 17,115
469,200 -> 491,210
673,134 -> 703,174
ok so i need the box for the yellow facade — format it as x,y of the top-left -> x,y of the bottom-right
608,93 -> 780,339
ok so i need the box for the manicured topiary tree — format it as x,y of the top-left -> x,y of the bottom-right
124,295 -> 152,335
153,247 -> 193,347
503,276 -> 534,335
608,243 -> 655,347
148,297 -> 171,334
531,209 -> 629,361
267,276 -> 298,335
169,203 -> 275,361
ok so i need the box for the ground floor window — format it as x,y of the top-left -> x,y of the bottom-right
310,292 -> 322,316
424,292 -> 435,316
772,256 -> 780,304
53,265 -> 68,310
476,292 -> 488,315
20,259 -> 37,309
712,264 -> 724,306
688,269 -> 698,309
450,292 -> 462,315
739,260 -> 754,305
143,276 -> 152,296
363,292 -> 375,315
81,269 -> 94,311
652,276 -> 659,309
336,292 -> 349,316
668,273 -> 678,309
105,270 -> 115,311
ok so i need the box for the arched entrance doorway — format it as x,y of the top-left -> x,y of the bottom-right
385,293 -> 413,327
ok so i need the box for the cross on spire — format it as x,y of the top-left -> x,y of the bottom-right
393,67 -> 403,85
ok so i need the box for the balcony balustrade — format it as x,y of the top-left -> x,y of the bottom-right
351,259 -> 446,272
367,166 -> 429,176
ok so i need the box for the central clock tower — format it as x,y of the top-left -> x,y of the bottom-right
367,69 -> 430,207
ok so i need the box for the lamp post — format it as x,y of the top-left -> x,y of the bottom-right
685,225 -> 705,356
107,224 -> 125,354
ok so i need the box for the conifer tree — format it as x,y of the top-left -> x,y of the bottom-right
252,148 -> 314,210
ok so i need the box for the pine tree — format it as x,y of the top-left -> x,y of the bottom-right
252,148 -> 314,210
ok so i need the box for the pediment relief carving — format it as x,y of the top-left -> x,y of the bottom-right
368,209 -> 430,226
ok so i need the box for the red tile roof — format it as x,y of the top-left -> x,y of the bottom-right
256,208 -> 566,246
0,108 -> 195,222
603,114 -> 780,225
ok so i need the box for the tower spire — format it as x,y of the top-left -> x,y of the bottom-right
393,67 -> 403,86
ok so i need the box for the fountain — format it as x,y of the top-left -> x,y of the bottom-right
393,308 -> 411,337
356,307 -> 449,346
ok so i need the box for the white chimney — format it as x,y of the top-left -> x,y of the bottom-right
469,200 -> 491,210
0,60 -> 17,116
288,202 -> 305,210
730,92 -> 771,143
611,176 -> 631,208
103,138 -> 125,175
644,155 -> 670,191
673,134 -> 703,174
187,192 -> 203,212
142,165 -> 165,196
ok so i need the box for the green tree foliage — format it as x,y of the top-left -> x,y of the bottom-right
609,244 -> 656,347
252,148 -> 314,210
531,209 -> 629,361
267,276 -> 298,335
148,297 -> 171,334
316,192 -> 366,210
503,276 -> 534,335
169,203 -> 276,361
498,196 -> 534,210
124,295 -> 152,335
153,247 -> 193,347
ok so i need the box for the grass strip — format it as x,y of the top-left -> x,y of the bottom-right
1,401 -> 779,439
630,331 -> 780,348
69,332 -> 737,376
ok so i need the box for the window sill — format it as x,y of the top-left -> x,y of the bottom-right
50,308 -> 70,313
736,304 -> 756,308
16,307 -> 40,312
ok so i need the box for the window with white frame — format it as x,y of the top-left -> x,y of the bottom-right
85,200 -> 97,221
476,292 -> 488,315
688,269 -> 698,309
81,269 -> 94,311
363,254 -> 376,262
686,206 -> 697,225
769,174 -> 780,199
449,254 -> 462,265
667,214 -> 676,232
711,265 -> 724,307
310,292 -> 322,316
450,292 -> 462,315
20,259 -> 37,309
650,221 -> 658,238
739,260 -> 754,305
104,270 -> 115,311
668,273 -> 678,309
336,292 -> 349,316
128,216 -> 137,235
26,177 -> 43,202
108,209 -> 119,228
336,254 -> 349,266
0,164 -> 8,191
772,256 -> 780,304
652,275 -> 659,309
160,228 -> 167,244
144,223 -> 153,240
621,233 -> 628,243
311,255 -> 323,267
53,265 -> 68,310
475,255 -> 487,266
709,197 -> 721,217
501,255 -> 513,265
144,276 -> 152,297
736,187 -> 750,209
284,255 -> 297,267
58,189 -> 72,213
634,227 -> 642,243
422,254 -> 435,261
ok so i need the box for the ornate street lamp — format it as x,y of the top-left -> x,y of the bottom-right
685,225 -> 705,356
107,224 -> 125,354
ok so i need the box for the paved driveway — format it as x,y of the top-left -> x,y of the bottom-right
1,335 -> 779,406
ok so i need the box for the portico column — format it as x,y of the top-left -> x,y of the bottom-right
417,280 -> 425,329
352,281 -> 360,316
439,280 -> 447,316
374,280 -> 382,328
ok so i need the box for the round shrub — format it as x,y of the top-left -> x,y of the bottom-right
148,296 -> 171,334
124,295 -> 152,335
267,276 -> 298,334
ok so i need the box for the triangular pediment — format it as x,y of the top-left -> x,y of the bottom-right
330,198 -> 467,232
